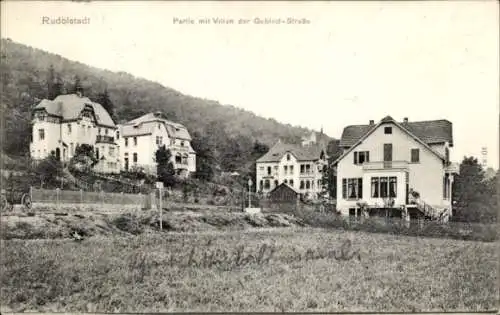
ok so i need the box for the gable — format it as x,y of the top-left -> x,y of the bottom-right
334,119 -> 446,165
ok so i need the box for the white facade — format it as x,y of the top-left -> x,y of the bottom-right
335,116 -> 458,217
30,94 -> 120,174
256,133 -> 327,199
118,112 -> 196,177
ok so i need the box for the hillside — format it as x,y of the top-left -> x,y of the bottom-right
0,38 -> 336,177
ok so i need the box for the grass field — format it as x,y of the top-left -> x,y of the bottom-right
1,227 -> 497,313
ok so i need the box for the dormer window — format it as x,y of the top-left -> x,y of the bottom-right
384,127 -> 392,134
158,123 -> 161,130
181,141 -> 185,147
286,154 -> 291,161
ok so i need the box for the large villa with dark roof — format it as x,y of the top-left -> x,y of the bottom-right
333,116 -> 459,221
255,131 -> 329,199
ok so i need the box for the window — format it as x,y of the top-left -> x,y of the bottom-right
370,176 -> 398,198
389,177 -> 397,198
287,154 -> 291,161
175,153 -> 182,164
267,167 -> 271,175
342,178 -> 363,199
289,166 -> 294,174
284,165 -> 288,174
300,180 -> 305,190
284,179 -> 288,184
125,138 -> 129,147
300,164 -> 305,174
109,147 -> 115,157
133,153 -> 138,163
354,151 -> 370,165
156,136 -> 163,146
380,177 -> 388,197
305,164 -> 311,174
116,131 -> 120,140
259,180 -> 263,190
96,147 -> 100,159
67,124 -> 72,134
158,123 -> 161,130
371,177 -> 379,197
133,137 -> 137,146
384,126 -> 392,134
306,180 -> 310,189
264,180 -> 270,189
105,129 -> 109,135
274,180 -> 279,187
289,180 -> 294,187
38,129 -> 45,140
181,141 -> 185,147
411,148 -> 420,163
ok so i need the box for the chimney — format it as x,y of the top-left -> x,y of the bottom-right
403,117 -> 408,123
369,120 -> 374,125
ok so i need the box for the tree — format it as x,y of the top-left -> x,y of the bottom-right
155,145 -> 176,187
452,156 -> 496,223
191,132 -> 216,182
96,88 -> 115,118
70,75 -> 82,94
46,65 -> 64,100
33,154 -> 63,188
69,144 -> 98,174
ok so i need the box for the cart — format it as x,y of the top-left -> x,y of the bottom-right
1,175 -> 32,212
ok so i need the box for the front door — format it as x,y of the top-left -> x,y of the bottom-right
383,143 -> 392,168
124,158 -> 129,171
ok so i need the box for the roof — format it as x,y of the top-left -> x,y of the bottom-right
256,141 -> 325,163
334,116 -> 450,165
33,94 -> 116,128
340,117 -> 453,148
269,183 -> 300,195
119,112 -> 191,140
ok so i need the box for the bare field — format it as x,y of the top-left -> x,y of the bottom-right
1,227 -> 497,313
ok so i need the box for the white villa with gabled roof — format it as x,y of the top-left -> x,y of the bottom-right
117,111 -> 196,177
30,92 -> 120,174
333,116 -> 459,221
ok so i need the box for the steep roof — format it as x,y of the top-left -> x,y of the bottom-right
256,141 -> 325,163
334,116 -> 450,165
33,94 -> 116,127
120,112 -> 191,140
340,118 -> 453,147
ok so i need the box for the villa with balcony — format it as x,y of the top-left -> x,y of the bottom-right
30,93 -> 120,174
333,116 -> 459,221
117,112 -> 196,177
256,131 -> 329,199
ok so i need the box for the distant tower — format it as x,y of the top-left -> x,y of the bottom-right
481,147 -> 488,168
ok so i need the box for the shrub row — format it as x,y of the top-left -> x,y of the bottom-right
295,210 -> 497,242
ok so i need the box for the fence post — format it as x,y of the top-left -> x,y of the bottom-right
29,186 -> 33,203
100,190 -> 105,207
80,189 -> 83,204
56,188 -> 60,211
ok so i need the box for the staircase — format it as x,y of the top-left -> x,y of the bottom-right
61,167 -> 90,190
409,194 -> 450,223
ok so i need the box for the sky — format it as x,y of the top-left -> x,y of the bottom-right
1,1 -> 499,168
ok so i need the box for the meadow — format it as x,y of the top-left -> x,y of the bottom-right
1,227 -> 497,313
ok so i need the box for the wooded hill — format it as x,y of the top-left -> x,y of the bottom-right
0,38 -> 338,180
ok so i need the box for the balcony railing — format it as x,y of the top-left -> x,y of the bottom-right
96,135 -> 115,144
362,160 -> 409,171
